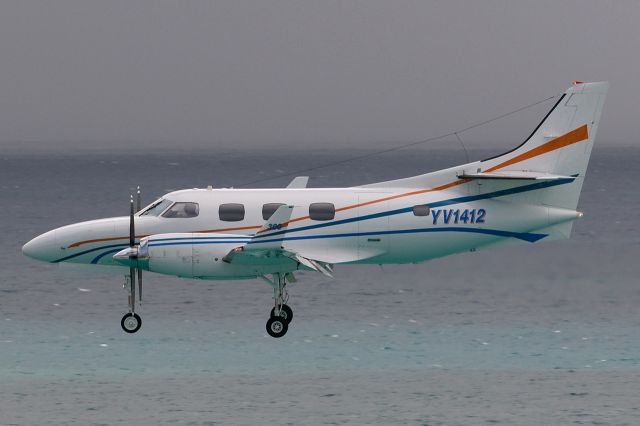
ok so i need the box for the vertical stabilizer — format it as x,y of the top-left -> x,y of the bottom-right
480,81 -> 608,209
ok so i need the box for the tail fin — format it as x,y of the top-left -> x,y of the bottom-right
479,81 -> 608,209
360,81 -> 609,201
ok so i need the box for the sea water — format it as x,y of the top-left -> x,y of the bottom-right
1,146 -> 639,425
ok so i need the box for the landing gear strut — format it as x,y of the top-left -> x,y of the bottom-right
121,270 -> 142,333
265,273 -> 293,338
119,192 -> 144,334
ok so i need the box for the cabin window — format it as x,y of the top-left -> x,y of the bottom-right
309,202 -> 335,221
412,205 -> 430,217
139,198 -> 173,216
162,202 -> 200,218
219,203 -> 245,221
262,203 -> 286,220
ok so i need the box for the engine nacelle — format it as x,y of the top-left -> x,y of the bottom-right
138,233 -> 297,279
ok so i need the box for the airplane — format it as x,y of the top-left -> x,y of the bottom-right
22,81 -> 608,338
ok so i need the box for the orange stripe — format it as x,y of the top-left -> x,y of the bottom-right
196,225 -> 262,233
68,126 -> 588,248
68,235 -> 150,248
484,125 -> 588,172
68,225 -> 261,248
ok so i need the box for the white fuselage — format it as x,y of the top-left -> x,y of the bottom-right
22,183 -> 579,279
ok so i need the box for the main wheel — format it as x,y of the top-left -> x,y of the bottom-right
270,304 -> 293,324
121,313 -> 142,333
266,316 -> 288,338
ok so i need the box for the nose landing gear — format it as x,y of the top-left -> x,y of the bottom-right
119,192 -> 144,334
121,269 -> 142,334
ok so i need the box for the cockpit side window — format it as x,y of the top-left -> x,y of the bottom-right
162,202 -> 200,218
139,199 -> 173,217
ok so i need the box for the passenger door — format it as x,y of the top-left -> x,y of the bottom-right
356,193 -> 390,261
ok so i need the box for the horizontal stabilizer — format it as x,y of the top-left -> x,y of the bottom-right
457,171 -> 575,181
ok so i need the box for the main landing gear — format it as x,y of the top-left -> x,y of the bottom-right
121,270 -> 142,333
265,273 -> 294,338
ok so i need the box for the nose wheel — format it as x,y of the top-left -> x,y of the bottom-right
121,313 -> 142,333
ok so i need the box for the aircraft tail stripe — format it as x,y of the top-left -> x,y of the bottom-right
484,125 -> 589,172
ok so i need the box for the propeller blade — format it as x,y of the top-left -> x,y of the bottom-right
129,195 -> 135,248
137,267 -> 143,303
129,266 -> 136,310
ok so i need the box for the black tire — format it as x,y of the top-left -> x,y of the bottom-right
266,316 -> 288,338
121,313 -> 142,333
270,304 -> 293,324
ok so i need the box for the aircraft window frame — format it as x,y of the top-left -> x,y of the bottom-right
139,199 -> 174,217
309,202 -> 335,221
262,203 -> 286,220
412,205 -> 430,217
219,203 -> 245,222
161,202 -> 200,218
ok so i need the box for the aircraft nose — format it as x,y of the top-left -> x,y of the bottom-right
22,230 -> 59,262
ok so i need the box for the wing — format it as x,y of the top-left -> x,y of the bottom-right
222,204 -> 334,277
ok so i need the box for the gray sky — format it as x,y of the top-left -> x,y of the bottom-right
0,0 -> 638,150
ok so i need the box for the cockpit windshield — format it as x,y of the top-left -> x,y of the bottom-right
139,198 -> 173,217
162,202 -> 200,218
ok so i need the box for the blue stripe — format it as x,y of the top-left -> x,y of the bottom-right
149,240 -> 254,247
91,247 -> 127,264
276,227 -> 546,243
254,177 -> 575,239
54,243 -> 129,263
245,227 -> 546,244
89,227 -> 545,264
150,236 -> 251,242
